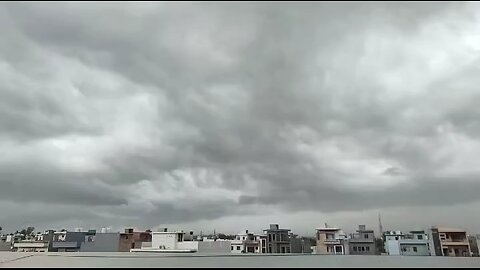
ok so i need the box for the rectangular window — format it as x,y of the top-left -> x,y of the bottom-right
413,247 -> 417,252
353,247 -> 357,251
364,234 -> 369,239
268,234 -> 272,242
417,235 -> 423,240
231,246 -> 234,250
366,246 -> 370,251
361,247 -> 365,252
237,246 -> 241,250
273,234 -> 276,241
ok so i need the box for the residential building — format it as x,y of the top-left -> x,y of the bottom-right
230,230 -> 264,254
131,228 -> 231,254
430,226 -> 471,257
384,230 -> 431,256
315,227 -> 348,255
119,228 -> 152,252
263,224 -> 291,254
50,230 -> 95,252
348,225 -> 376,255
12,231 -> 51,252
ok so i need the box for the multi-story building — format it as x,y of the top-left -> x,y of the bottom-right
430,226 -> 471,257
315,227 -> 348,255
263,224 -> 291,254
384,230 -> 431,256
348,225 -> 376,255
230,230 -> 264,254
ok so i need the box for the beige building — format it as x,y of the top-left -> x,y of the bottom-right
315,227 -> 348,255
430,227 -> 471,257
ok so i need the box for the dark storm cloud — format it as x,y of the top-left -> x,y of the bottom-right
1,1 -> 480,232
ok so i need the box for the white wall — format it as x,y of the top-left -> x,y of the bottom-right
151,233 -> 178,250
386,240 -> 401,255
177,241 -> 199,251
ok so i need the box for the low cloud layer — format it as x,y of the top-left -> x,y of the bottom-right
1,2 -> 480,234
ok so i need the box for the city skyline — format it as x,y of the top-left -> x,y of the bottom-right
1,2 -> 480,234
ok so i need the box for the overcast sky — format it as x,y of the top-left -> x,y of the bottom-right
1,2 -> 480,236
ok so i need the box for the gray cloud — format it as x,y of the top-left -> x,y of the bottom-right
1,2 -> 480,234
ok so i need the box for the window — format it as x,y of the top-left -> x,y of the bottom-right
231,246 -> 234,250
366,246 -> 370,251
417,235 -> 423,240
256,247 -> 258,250
353,247 -> 357,251
364,234 -> 369,239
237,246 -> 241,250
272,234 -> 276,241
361,247 -> 365,252
395,237 -> 398,240
413,247 -> 417,252
268,234 -> 272,242
131,243 -> 135,249
243,237 -> 245,240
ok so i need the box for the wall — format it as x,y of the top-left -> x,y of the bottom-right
349,242 -> 375,255
151,233 -> 178,250
399,243 -> 430,256
198,241 -> 231,254
0,242 -> 12,251
80,233 -> 120,252
177,241 -> 198,251
386,240 -> 401,255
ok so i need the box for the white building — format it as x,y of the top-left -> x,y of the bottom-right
384,230 -> 432,256
131,229 -> 231,254
231,230 -> 265,254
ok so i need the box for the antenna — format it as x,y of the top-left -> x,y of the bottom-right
378,212 -> 383,238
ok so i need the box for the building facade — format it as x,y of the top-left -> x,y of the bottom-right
348,225 -> 376,255
384,230 -> 431,256
316,227 -> 348,255
263,224 -> 291,254
230,230 -> 264,254
430,227 -> 471,257
118,228 -> 152,252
